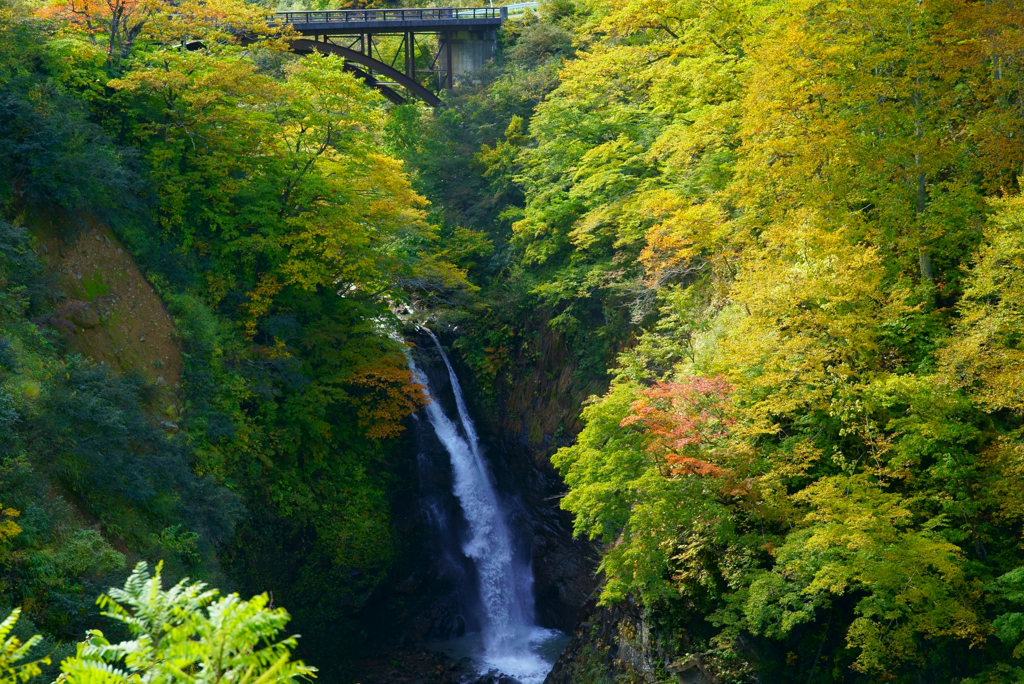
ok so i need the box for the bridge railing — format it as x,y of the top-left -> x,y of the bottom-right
276,7 -> 505,25
504,2 -> 538,16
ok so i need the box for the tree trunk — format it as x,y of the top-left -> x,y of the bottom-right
916,172 -> 933,282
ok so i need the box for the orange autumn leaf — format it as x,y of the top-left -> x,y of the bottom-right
346,359 -> 428,439
621,376 -> 734,477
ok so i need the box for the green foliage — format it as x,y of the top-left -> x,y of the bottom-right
0,0 -> 463,675
386,0 -> 1024,680
26,356 -> 240,549
0,6 -> 137,222
60,561 -> 314,684
942,195 -> 1024,411
0,568 -> 311,684
13,0 -> 1024,678
992,568 -> 1024,659
0,215 -> 234,653
0,610 -> 48,684
742,475 -> 982,674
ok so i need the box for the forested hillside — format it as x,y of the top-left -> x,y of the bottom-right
0,0 -> 474,678
5,0 -> 1024,681
392,0 -> 1024,681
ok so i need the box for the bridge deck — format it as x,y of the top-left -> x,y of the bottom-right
277,7 -> 505,34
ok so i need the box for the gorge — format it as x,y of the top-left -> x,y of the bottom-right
4,0 -> 1024,683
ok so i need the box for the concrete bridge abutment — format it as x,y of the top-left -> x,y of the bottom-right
447,30 -> 497,80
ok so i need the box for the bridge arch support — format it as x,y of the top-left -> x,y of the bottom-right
277,6 -> 522,106
289,39 -> 441,107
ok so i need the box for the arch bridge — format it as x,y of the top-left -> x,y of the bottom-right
277,4 -> 536,107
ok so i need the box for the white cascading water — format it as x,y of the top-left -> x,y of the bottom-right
407,330 -> 563,683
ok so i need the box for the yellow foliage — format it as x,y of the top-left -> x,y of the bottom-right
720,209 -> 907,426
0,507 -> 19,545
942,195 -> 1024,411
345,356 -> 428,440
639,197 -> 730,288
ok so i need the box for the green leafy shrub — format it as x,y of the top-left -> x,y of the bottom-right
0,610 -> 48,684
0,565 -> 313,684
24,357 -> 241,554
59,561 -> 315,684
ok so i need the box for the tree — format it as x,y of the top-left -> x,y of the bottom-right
41,0 -> 282,64
942,195 -> 1024,412
539,0 -> 1024,679
742,475 -> 984,676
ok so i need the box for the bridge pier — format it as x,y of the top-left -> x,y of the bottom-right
448,30 -> 497,82
444,31 -> 453,90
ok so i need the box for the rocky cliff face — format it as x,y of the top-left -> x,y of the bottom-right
468,317 -> 610,475
36,221 -> 182,392
545,598 -> 725,684
544,597 -> 656,684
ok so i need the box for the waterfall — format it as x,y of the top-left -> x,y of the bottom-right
407,331 -> 563,683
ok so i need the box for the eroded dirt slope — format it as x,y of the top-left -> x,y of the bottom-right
36,222 -> 182,399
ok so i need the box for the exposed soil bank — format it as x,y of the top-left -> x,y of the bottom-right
34,219 -> 182,394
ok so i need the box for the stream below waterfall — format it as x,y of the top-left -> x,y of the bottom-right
406,332 -> 570,683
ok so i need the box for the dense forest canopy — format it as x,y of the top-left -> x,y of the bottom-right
393,0 -> 1024,680
530,1 -> 1024,681
4,0 -> 1024,681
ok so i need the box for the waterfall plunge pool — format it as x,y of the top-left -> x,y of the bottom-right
423,628 -> 571,684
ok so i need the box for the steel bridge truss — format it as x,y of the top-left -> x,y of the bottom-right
282,7 -> 510,107
292,31 -> 456,107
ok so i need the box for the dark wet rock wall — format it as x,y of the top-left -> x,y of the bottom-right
357,331 -> 597,648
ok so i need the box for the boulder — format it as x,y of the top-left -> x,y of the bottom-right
66,301 -> 100,329
470,670 -> 522,684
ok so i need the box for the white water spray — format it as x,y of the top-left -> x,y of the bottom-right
408,331 -> 563,683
